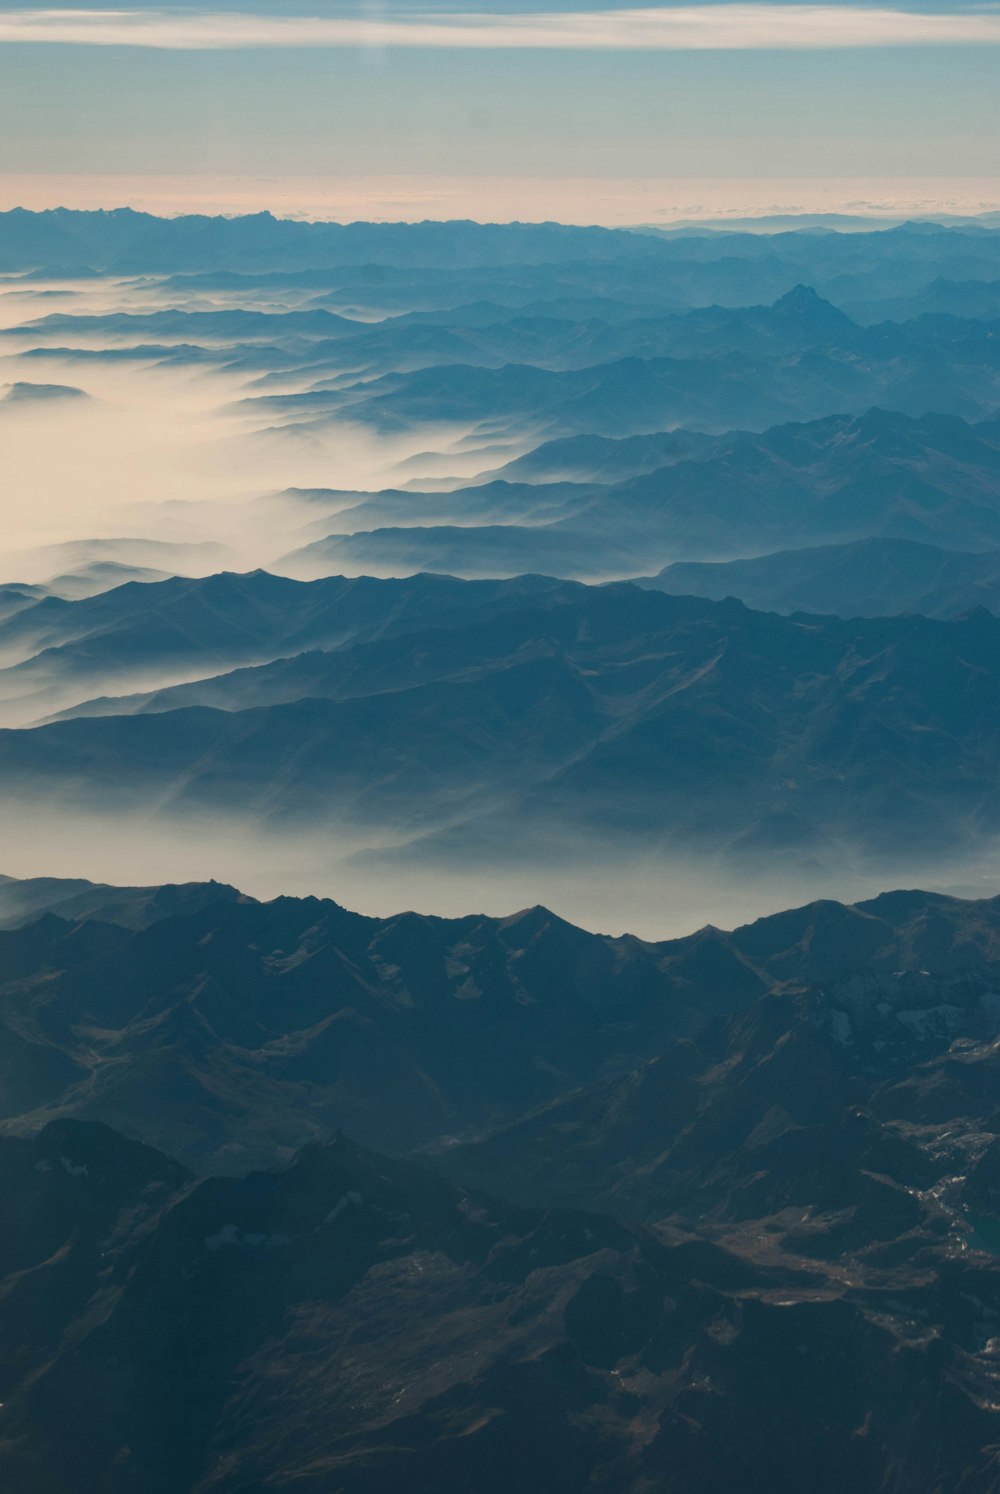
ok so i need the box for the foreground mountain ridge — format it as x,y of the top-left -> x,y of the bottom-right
3,871 -> 1000,1490
4,873 -> 1000,1171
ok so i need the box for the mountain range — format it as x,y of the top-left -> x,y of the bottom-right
7,208 -> 1000,1489
233,296 -> 1000,440
6,208 -> 1000,299
1,1114 -> 996,1494
0,570 -> 568,724
4,577 -> 1000,864
2,877 -> 1000,1490
12,288 -> 1000,445
3,874 -> 1000,1173
642,537 -> 1000,618
280,408 -> 1000,582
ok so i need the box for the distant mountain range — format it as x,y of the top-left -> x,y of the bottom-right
277,407 -> 1000,583
5,208 -> 1000,299
0,209 -> 664,273
474,427 -> 721,484
11,287 -> 1000,444
641,537 -> 1000,618
233,292 -> 1000,439
16,401 -> 1000,599
0,870 -> 247,931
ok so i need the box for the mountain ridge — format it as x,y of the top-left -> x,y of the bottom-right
4,874 -> 1000,1172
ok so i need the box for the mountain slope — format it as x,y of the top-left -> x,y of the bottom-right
0,570 -> 573,723
0,872 -> 247,931
6,1117 -> 1000,1494
0,890 -> 726,1169
642,537 -> 1000,618
4,878 -> 1000,1172
444,963 -> 1000,1224
6,587 -> 1000,860
4,1055 -> 1000,1492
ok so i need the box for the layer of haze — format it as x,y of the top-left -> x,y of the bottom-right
5,798 -> 1000,941
3,174 -> 1000,227
0,277 -> 490,582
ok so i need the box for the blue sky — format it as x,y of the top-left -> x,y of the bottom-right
0,3 -> 997,216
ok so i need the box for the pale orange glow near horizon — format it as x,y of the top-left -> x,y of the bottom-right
2,173 -> 1000,226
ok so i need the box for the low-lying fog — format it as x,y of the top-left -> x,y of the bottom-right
0,274 -> 509,584
1,797 -> 999,941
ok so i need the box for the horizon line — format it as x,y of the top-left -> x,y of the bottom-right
4,5 -> 1000,53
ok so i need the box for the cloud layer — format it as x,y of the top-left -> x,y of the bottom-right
3,4 -> 1000,51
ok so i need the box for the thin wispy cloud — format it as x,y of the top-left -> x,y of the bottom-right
2,5 -> 1000,51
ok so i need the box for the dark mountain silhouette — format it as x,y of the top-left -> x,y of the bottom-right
0,888 -> 733,1169
445,959 -> 1000,1223
3,874 -> 1000,1489
4,877 -> 1000,1172
0,570 -> 572,721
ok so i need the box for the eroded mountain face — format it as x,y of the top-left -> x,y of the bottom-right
2,1115 -> 999,1494
2,880 -> 1000,1172
1,881 -> 1000,1491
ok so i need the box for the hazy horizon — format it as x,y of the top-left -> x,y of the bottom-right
2,173 -> 1000,228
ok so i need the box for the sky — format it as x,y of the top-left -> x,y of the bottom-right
0,1 -> 998,222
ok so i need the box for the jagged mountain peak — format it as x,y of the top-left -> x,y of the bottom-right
771,283 -> 853,322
